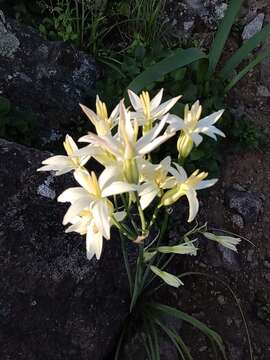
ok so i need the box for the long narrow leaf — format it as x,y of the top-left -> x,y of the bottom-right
151,303 -> 226,359
155,319 -> 186,360
128,48 -> 207,93
225,48 -> 270,92
149,320 -> 161,360
208,0 -> 243,76
220,23 -> 270,79
155,318 -> 192,360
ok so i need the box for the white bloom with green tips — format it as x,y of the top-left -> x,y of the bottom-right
150,266 -> 184,288
203,232 -> 241,252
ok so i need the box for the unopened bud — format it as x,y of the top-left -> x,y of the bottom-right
177,133 -> 193,159
124,158 -> 139,184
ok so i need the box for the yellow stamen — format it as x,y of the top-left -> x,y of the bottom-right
91,171 -> 101,197
63,138 -> 73,156
96,98 -> 108,120
140,91 -> 151,120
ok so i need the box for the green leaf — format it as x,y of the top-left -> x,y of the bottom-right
98,58 -> 126,78
208,0 -> 243,76
128,48 -> 207,93
220,23 -> 270,79
135,46 -> 146,61
189,148 -> 205,161
225,48 -> 270,92
154,318 -> 192,360
171,67 -> 187,81
195,58 -> 209,83
151,303 -> 227,359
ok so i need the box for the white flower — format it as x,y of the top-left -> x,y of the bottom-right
138,156 -> 176,209
167,100 -> 225,156
37,135 -> 90,176
203,232 -> 241,252
77,101 -> 175,182
80,95 -> 119,136
161,163 -> 217,222
128,88 -> 181,127
66,208 -> 125,260
150,266 -> 183,288
58,168 -> 136,239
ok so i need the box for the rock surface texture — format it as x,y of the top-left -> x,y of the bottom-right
0,12 -> 96,148
0,138 -> 129,360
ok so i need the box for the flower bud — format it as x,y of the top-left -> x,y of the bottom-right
177,133 -> 193,159
123,158 -> 139,184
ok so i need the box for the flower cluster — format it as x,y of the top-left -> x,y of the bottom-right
38,89 -> 236,264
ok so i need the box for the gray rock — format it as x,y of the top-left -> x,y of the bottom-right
242,13 -> 265,40
0,13 -> 96,149
231,214 -> 244,229
0,138 -> 131,360
0,10 -> 20,58
225,188 -> 264,223
257,85 -> 270,97
217,245 -> 240,270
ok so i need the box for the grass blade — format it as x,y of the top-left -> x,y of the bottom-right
208,0 -> 243,76
128,48 -> 207,93
98,58 -> 126,78
154,317 -> 192,360
220,24 -> 270,79
155,318 -> 186,360
225,48 -> 270,92
151,303 -> 227,359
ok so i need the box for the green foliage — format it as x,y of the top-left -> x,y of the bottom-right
0,96 -> 38,146
23,0 -> 110,53
112,0 -> 170,45
129,0 -> 270,95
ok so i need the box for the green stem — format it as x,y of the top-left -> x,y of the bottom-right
111,215 -> 136,240
148,205 -> 160,228
130,243 -> 144,311
142,211 -> 169,290
120,231 -> 133,296
135,192 -> 146,233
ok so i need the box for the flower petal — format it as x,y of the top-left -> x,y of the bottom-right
102,181 -> 137,197
63,197 -> 91,225
198,109 -> 224,127
99,164 -> 123,190
128,89 -> 142,111
91,200 -> 110,239
195,178 -> 218,190
150,88 -> 164,109
86,222 -> 103,260
152,95 -> 182,119
58,187 -> 89,203
186,189 -> 199,222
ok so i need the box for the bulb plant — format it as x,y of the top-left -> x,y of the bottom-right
38,89 -> 242,359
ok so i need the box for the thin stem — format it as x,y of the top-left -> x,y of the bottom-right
142,211 -> 169,290
111,215 -> 136,240
130,243 -> 144,311
135,192 -> 146,233
148,205 -> 160,228
120,231 -> 133,296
